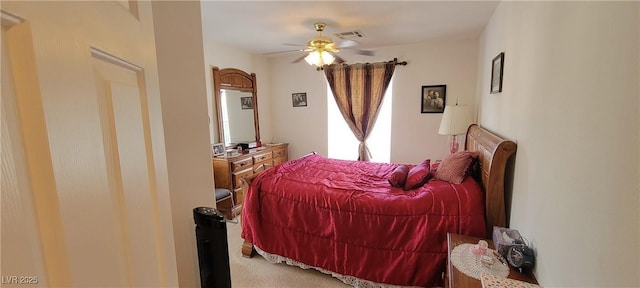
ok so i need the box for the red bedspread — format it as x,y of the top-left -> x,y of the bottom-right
241,154 -> 485,287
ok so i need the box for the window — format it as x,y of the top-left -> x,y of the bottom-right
327,81 -> 392,163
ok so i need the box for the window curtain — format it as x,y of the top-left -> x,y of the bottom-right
324,61 -> 395,161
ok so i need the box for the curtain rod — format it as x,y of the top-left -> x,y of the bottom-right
388,58 -> 408,66
317,58 -> 408,71
359,58 -> 408,66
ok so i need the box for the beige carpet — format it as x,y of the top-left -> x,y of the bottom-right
226,220 -> 350,288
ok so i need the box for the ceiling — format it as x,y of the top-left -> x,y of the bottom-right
200,1 -> 499,57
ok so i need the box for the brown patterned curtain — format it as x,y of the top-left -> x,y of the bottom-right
324,61 -> 395,161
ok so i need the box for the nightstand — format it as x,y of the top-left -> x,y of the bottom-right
446,233 -> 538,288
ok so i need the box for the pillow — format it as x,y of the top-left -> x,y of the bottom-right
430,161 -> 440,172
403,159 -> 431,191
388,165 -> 410,188
433,151 -> 480,184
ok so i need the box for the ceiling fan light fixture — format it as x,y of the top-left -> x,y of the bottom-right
304,50 -> 335,66
321,51 -> 335,65
304,51 -> 319,65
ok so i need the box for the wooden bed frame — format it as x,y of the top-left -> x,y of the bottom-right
465,124 -> 517,235
240,124 -> 516,257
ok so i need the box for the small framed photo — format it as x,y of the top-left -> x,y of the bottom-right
241,97 -> 253,109
292,92 -> 307,107
211,143 -> 225,157
421,85 -> 446,113
491,52 -> 504,94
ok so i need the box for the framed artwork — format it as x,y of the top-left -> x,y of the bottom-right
421,85 -> 446,113
241,97 -> 253,109
211,143 -> 225,157
292,92 -> 307,107
491,52 -> 504,94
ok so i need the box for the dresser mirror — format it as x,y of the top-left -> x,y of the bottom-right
213,67 -> 260,147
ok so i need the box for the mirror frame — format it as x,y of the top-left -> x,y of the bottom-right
212,67 -> 260,147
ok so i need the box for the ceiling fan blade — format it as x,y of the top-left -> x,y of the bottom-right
263,49 -> 303,55
345,48 -> 375,56
330,52 -> 346,64
337,40 -> 358,48
282,43 -> 306,47
291,54 -> 307,63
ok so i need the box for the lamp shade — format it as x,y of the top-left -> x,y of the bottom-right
304,51 -> 335,66
438,105 -> 473,135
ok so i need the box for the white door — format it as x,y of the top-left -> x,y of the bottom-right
1,2 -> 177,287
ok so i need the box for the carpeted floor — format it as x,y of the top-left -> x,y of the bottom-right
226,220 -> 350,288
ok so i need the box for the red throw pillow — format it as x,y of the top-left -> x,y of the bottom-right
434,151 -> 479,184
431,161 -> 440,172
388,165 -> 409,188
403,159 -> 431,191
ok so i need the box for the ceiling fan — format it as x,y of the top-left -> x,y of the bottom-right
279,22 -> 375,66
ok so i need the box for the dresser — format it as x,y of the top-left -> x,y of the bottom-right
212,143 -> 288,218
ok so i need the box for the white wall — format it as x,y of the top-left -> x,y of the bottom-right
269,39 -> 479,164
152,2 -> 213,287
268,55 -> 329,158
477,2 -> 639,286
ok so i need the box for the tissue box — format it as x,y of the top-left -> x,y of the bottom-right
492,226 -> 523,257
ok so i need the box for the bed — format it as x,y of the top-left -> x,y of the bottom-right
240,124 -> 516,287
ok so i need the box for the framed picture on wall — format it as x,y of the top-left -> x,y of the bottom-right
241,97 -> 253,109
421,85 -> 446,113
491,52 -> 504,94
292,92 -> 307,107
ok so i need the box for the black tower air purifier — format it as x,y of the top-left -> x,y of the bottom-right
193,207 -> 232,288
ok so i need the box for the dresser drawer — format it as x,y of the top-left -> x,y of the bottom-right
234,187 -> 245,204
273,148 -> 287,159
253,161 -> 273,174
231,157 -> 253,172
273,156 -> 287,166
232,167 -> 253,187
253,152 -> 272,163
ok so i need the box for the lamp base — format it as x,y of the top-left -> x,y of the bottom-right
449,135 -> 460,154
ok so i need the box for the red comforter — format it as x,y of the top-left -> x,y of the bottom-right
241,154 -> 485,287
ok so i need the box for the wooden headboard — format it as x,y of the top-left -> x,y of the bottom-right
465,124 -> 517,237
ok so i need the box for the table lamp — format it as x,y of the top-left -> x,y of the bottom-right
438,105 -> 473,154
